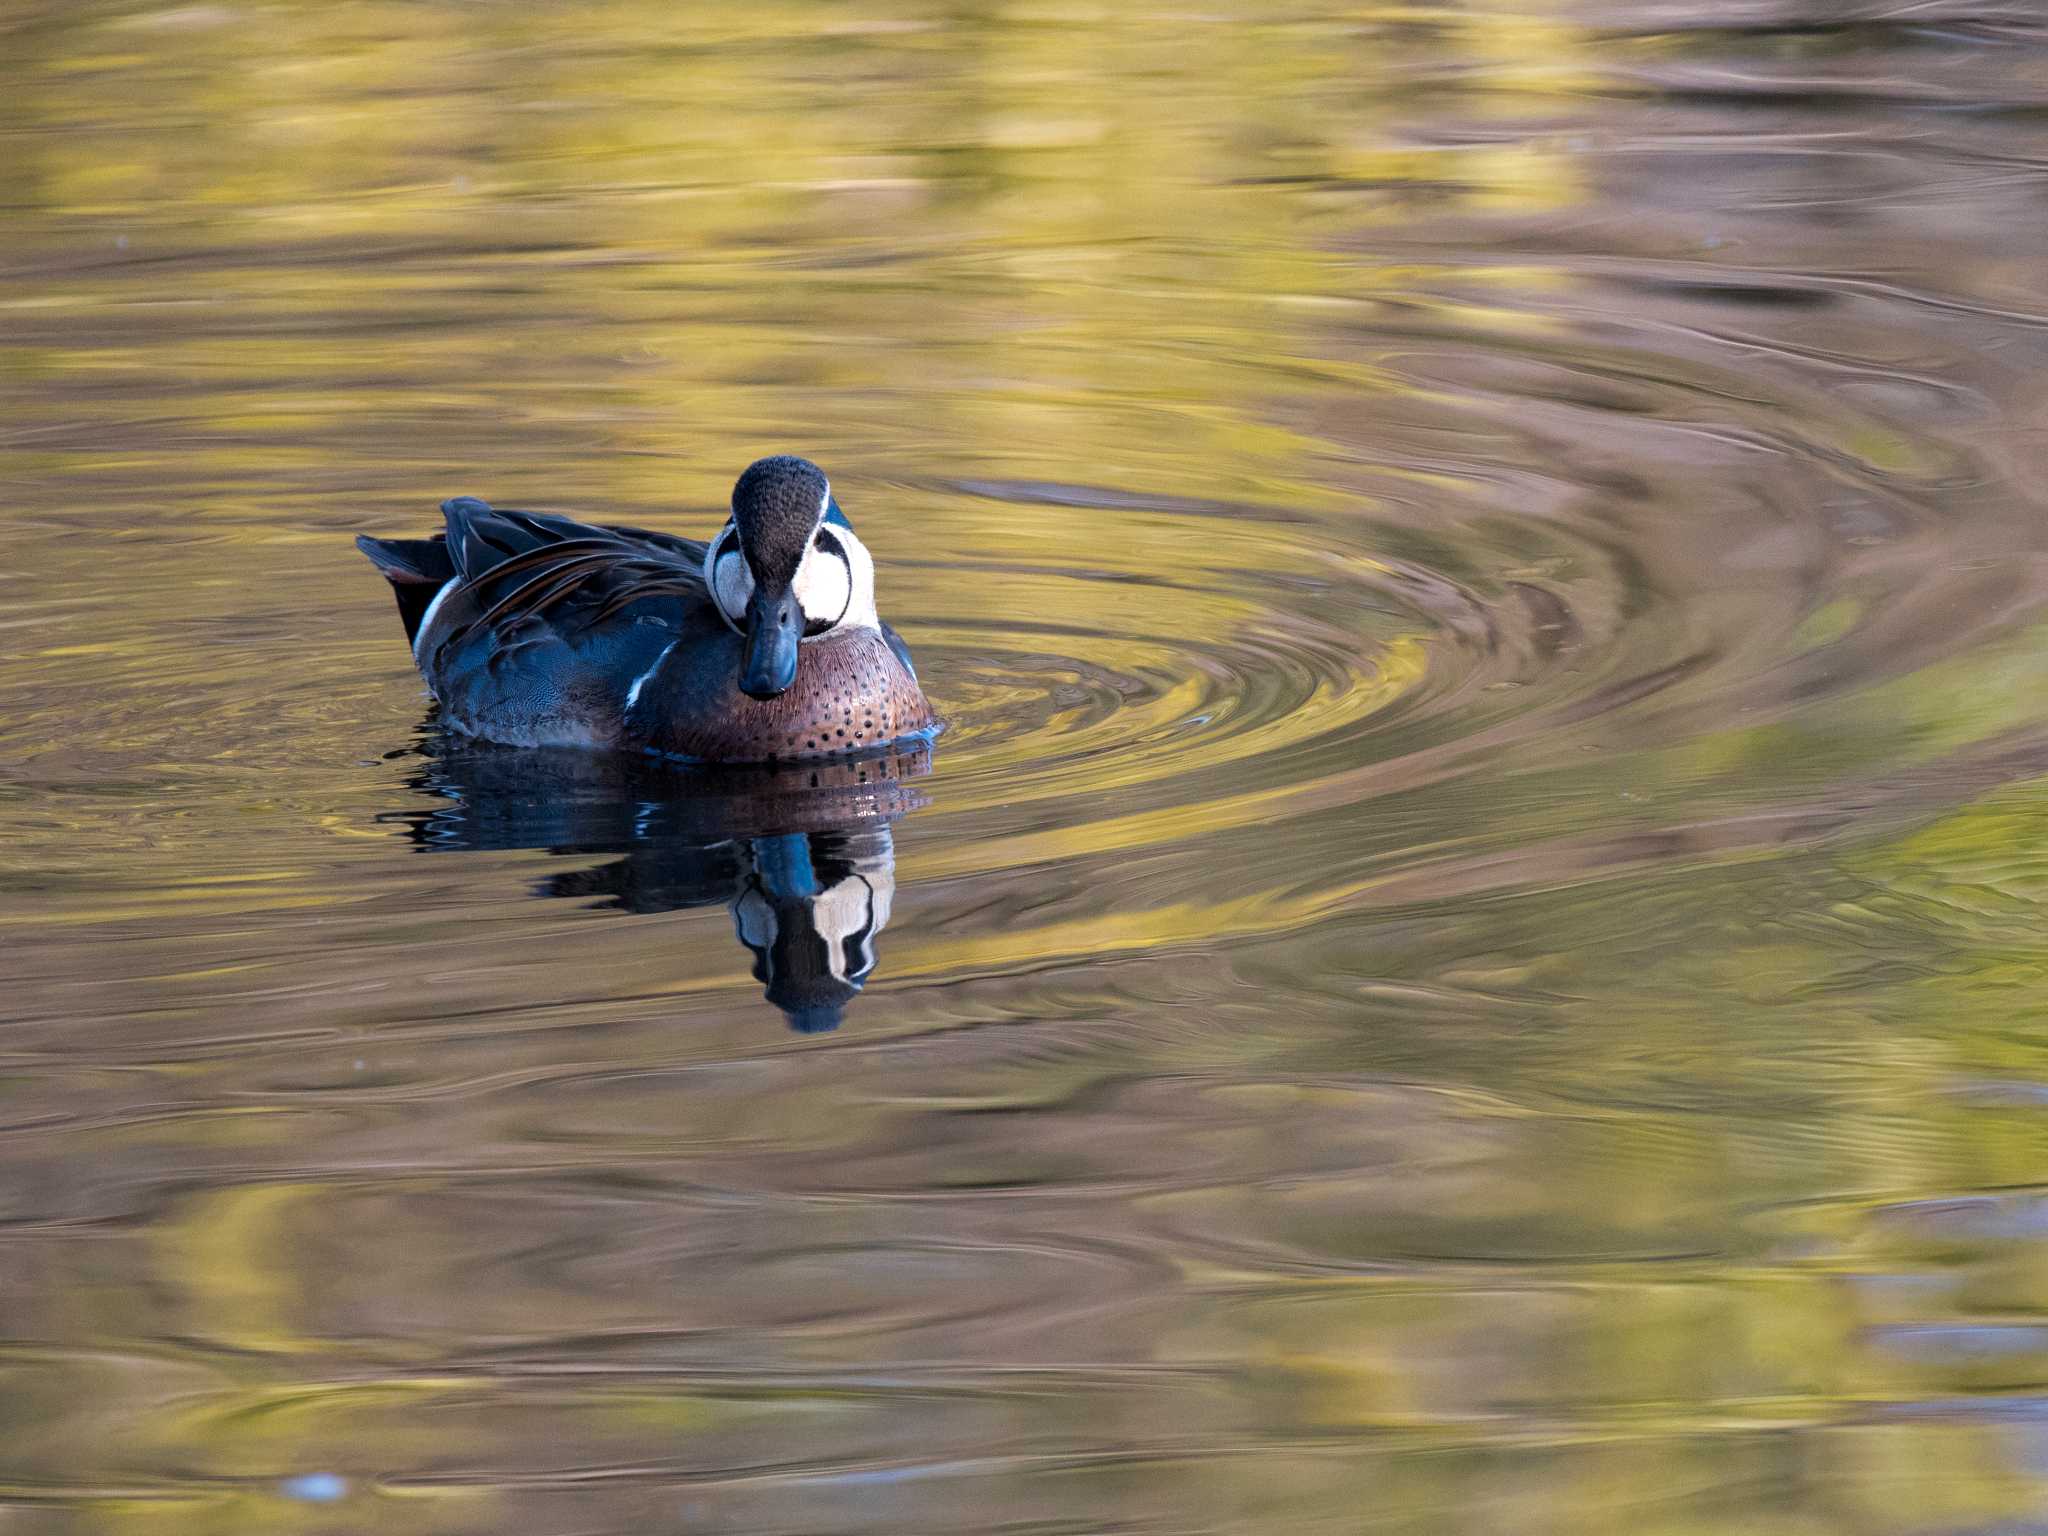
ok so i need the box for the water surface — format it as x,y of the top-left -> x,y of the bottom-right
9,2 -> 2048,1531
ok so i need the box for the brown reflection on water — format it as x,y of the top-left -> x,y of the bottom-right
10,2 -> 2048,1531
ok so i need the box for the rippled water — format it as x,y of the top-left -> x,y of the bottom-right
9,2 -> 2048,1529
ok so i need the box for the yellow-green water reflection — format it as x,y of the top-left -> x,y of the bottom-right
8,2 -> 2048,1531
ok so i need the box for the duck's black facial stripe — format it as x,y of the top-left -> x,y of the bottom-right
841,907 -> 878,984
815,528 -> 844,560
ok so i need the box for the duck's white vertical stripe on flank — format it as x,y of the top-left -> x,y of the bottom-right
411,578 -> 458,665
624,640 -> 677,712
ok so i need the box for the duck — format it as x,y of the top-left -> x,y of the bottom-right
356,455 -> 936,763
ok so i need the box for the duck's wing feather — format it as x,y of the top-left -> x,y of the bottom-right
880,620 -> 919,683
423,497 -> 711,664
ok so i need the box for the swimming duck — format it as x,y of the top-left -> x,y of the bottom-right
357,455 -> 935,762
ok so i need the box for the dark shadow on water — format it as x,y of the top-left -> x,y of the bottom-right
379,727 -> 932,1032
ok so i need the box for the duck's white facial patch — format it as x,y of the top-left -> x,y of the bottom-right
795,538 -> 852,631
812,868 -> 894,984
706,525 -> 751,629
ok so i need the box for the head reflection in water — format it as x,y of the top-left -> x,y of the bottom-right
390,736 -> 927,1031
732,830 -> 894,1033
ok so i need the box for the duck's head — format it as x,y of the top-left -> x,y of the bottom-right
731,829 -> 896,1033
706,455 -> 879,701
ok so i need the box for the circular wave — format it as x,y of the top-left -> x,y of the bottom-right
880,284 -> 2048,982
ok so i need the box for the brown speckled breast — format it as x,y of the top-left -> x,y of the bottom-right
637,625 -> 936,764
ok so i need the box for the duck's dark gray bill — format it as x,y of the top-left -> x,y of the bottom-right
740,585 -> 802,699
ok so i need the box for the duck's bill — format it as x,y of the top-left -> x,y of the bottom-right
740,584 -> 803,700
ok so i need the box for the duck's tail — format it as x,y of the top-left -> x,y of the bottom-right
355,533 -> 456,647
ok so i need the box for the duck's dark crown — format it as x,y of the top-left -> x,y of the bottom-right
732,455 -> 829,584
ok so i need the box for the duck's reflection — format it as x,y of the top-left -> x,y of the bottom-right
387,735 -> 929,1031
730,829 -> 894,1033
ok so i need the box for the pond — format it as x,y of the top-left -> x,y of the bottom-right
7,2 -> 2048,1531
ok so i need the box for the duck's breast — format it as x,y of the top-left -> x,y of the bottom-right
633,625 -> 934,763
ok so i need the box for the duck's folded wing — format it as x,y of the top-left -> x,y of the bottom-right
422,497 -> 710,664
881,620 -> 919,683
